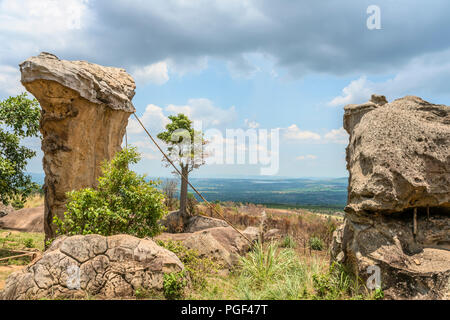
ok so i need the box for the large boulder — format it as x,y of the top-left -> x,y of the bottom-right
155,226 -> 258,268
344,95 -> 449,214
0,234 -> 184,300
333,95 -> 450,299
19,53 -> 136,240
160,212 -> 229,233
0,206 -> 44,232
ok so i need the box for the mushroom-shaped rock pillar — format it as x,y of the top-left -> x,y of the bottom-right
19,53 -> 136,240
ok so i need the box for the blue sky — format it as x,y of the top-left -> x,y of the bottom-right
1,0 -> 450,178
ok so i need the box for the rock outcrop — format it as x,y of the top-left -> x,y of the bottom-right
155,226 -> 258,268
332,95 -> 450,299
0,234 -> 184,300
19,53 -> 136,240
160,211 -> 230,233
344,95 -> 449,214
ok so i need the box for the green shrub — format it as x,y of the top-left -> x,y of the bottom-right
372,288 -> 384,300
157,240 -> 217,289
312,262 -> 357,299
23,238 -> 34,248
309,236 -> 324,251
163,271 -> 187,299
237,242 -> 308,299
54,147 -> 167,238
280,235 -> 296,248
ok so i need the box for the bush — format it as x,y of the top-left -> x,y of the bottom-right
23,238 -> 34,248
309,236 -> 324,251
237,242 -> 308,299
54,147 -> 167,238
280,235 -> 296,248
312,262 -> 365,300
163,271 -> 187,299
157,239 -> 217,289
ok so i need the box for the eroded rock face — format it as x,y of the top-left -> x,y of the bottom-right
19,53 -> 136,239
344,95 -> 449,214
333,95 -> 450,299
0,234 -> 184,300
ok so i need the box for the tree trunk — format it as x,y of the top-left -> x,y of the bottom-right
179,165 -> 189,220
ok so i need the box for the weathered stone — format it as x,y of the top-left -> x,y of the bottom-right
184,215 -> 229,233
19,53 -> 136,240
155,226 -> 258,268
344,95 -> 450,214
0,234 -> 184,300
333,94 -> 450,300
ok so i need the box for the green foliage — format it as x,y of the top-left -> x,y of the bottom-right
156,113 -> 207,168
372,288 -> 384,300
23,238 -> 34,248
163,271 -> 188,300
0,93 -> 40,208
280,235 -> 296,248
312,262 -> 361,299
157,239 -> 217,289
54,147 -> 167,237
237,242 -> 308,299
309,236 -> 324,251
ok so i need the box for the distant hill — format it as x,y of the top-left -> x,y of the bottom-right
28,172 -> 348,208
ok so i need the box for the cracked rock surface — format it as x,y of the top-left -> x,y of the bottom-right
0,234 -> 184,300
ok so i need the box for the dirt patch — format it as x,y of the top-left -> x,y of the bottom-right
0,206 -> 44,232
0,265 -> 25,290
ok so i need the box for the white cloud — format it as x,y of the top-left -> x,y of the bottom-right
0,65 -> 24,96
296,154 -> 317,161
127,104 -> 169,134
328,50 -> 450,106
324,127 -> 348,144
244,119 -> 260,129
132,61 -> 169,85
283,124 -> 321,141
141,152 -> 157,160
166,98 -> 237,128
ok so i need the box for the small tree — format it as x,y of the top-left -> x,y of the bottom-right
157,114 -> 207,221
54,147 -> 167,238
0,93 -> 40,208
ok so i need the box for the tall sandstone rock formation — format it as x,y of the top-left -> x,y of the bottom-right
19,53 -> 136,240
332,95 -> 450,299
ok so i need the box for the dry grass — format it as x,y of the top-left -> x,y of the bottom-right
0,229 -> 44,291
23,194 -> 44,209
197,202 -> 341,250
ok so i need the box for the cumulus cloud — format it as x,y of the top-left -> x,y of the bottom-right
132,61 -> 169,85
283,124 -> 321,141
324,127 -> 348,144
166,98 -> 237,128
127,104 -> 169,134
329,49 -> 450,106
0,65 -> 24,96
2,0 -> 450,81
244,119 -> 260,129
296,154 -> 317,161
